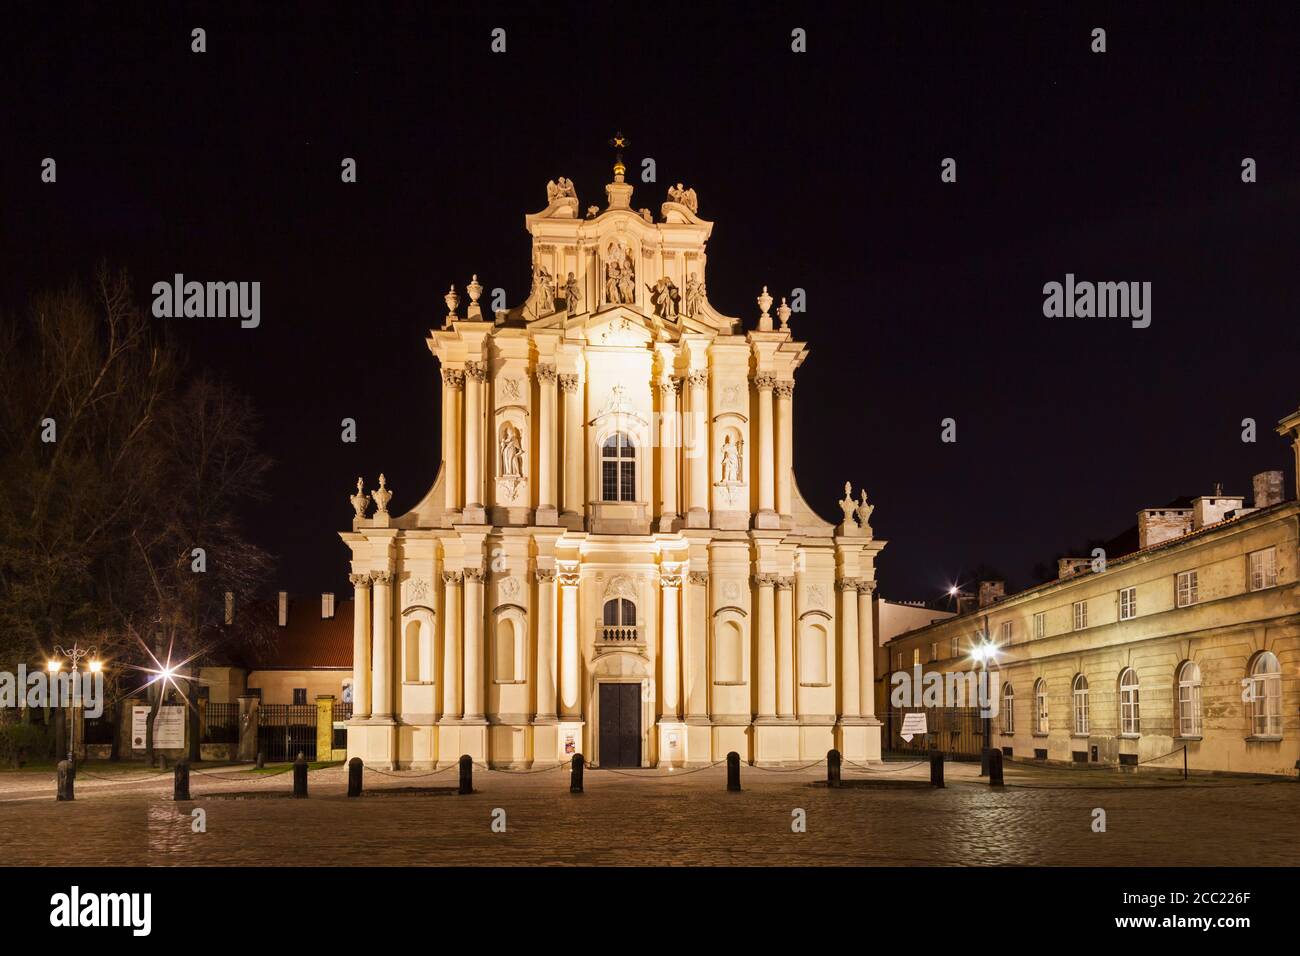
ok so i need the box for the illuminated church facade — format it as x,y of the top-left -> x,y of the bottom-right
343,156 -> 884,768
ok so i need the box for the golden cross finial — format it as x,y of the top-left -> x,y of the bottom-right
608,131 -> 628,179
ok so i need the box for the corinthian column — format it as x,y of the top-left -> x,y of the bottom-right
754,373 -> 777,526
441,368 -> 464,515
837,577 -> 860,718
775,380 -> 794,517
462,566 -> 485,719
559,374 -> 583,522
685,571 -> 709,719
754,573 -> 777,718
857,580 -> 876,717
660,564 -> 683,719
440,570 -> 462,719
535,568 -> 557,718
463,361 -> 487,520
349,573 -> 372,718
370,571 -> 394,718
658,377 -> 679,530
685,369 -> 709,527
558,561 -> 581,718
535,364 -> 557,524
775,576 -> 794,717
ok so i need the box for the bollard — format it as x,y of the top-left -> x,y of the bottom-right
929,750 -> 944,788
347,757 -> 363,798
255,751 -> 264,770
292,751 -> 308,798
174,759 -> 190,801
989,748 -> 1004,787
726,751 -> 741,792
570,753 -> 584,793
56,759 -> 75,802
827,749 -> 842,788
458,754 -> 473,795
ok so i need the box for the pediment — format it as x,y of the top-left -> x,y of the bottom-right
583,308 -> 661,346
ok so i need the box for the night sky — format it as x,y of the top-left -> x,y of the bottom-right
5,2 -> 1299,605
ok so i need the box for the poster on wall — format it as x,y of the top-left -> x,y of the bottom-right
153,705 -> 186,749
130,706 -> 150,749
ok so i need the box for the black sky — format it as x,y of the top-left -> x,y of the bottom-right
4,1 -> 1299,605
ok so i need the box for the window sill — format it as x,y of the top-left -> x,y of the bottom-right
1175,735 -> 1203,742
1119,733 -> 1140,740
713,680 -> 746,687
798,682 -> 832,688
1031,732 -> 1049,738
493,680 -> 527,686
1071,733 -> 1090,739
1245,735 -> 1283,743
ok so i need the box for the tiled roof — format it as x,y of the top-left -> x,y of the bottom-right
223,596 -> 354,670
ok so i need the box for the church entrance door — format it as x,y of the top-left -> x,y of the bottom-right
598,683 -> 641,767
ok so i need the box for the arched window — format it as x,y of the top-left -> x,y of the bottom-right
1001,682 -> 1015,734
1249,651 -> 1282,737
1034,678 -> 1049,734
1177,661 -> 1202,737
1072,674 -> 1090,735
601,432 -> 636,501
601,598 -> 638,643
1118,667 -> 1140,735
799,622 -> 828,685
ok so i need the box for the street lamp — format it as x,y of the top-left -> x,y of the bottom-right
47,642 -> 99,768
970,630 -> 996,775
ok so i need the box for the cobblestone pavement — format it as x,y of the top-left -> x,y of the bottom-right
3,759 -> 1298,866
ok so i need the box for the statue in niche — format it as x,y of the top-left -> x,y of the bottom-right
684,272 -> 705,318
720,435 -> 740,483
648,276 -> 679,320
564,272 -> 581,314
604,240 -> 636,304
500,424 -> 525,478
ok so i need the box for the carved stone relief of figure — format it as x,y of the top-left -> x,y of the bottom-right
533,263 -> 555,315
604,240 -> 636,305
683,272 -> 705,318
564,271 -> 581,314
648,276 -> 679,320
500,424 -> 525,477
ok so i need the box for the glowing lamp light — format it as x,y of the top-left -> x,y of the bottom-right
47,659 -> 61,673
88,660 -> 103,673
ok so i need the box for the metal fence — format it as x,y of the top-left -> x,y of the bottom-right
883,706 -> 987,760
258,704 -> 317,762
202,702 -> 240,744
331,701 -> 352,750
82,715 -> 116,745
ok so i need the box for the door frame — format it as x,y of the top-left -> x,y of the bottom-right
593,677 -> 647,768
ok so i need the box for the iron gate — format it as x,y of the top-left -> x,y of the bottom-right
258,704 -> 317,762
883,706 -> 987,760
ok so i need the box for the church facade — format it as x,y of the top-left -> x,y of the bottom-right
343,160 -> 883,768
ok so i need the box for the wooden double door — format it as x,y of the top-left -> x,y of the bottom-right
598,683 -> 641,768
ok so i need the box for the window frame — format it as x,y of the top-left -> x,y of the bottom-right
1176,569 -> 1199,608
600,431 -> 637,502
1248,547 -> 1278,592
1248,651 -> 1282,738
1072,674 -> 1090,736
1001,682 -> 1015,734
1034,678 -> 1049,735
1000,621 -> 1012,645
1033,611 -> 1045,639
1072,600 -> 1088,631
1177,660 -> 1202,738
1118,667 -> 1140,736
1119,586 -> 1137,621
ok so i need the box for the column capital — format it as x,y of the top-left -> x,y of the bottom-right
534,567 -> 557,583
836,576 -> 860,592
558,373 -> 580,394
774,380 -> 794,400
753,372 -> 777,391
463,566 -> 485,583
534,363 -> 558,384
464,360 -> 488,383
774,575 -> 794,591
370,570 -> 394,585
442,569 -> 464,586
752,572 -> 780,588
657,376 -> 681,394
855,579 -> 876,594
660,563 -> 684,588
349,572 -> 372,589
557,561 -> 581,587
686,368 -> 709,388
687,570 -> 710,586
441,367 -> 465,390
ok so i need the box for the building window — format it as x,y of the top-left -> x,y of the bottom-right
1249,548 -> 1278,591
292,688 -> 307,706
1119,586 -> 1136,621
1177,661 -> 1202,737
1033,611 -> 1045,639
912,647 -> 921,667
929,642 -> 938,662
1072,674 -> 1090,735
1000,621 -> 1012,645
1176,570 -> 1199,608
894,651 -> 903,670
1072,600 -> 1087,631
601,598 -> 638,642
949,636 -> 959,658
1034,678 -> 1049,734
600,432 -> 636,501
1248,651 -> 1282,738
1118,667 -> 1140,736
1001,683 -> 1015,734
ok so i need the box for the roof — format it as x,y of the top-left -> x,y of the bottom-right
223,596 -> 354,671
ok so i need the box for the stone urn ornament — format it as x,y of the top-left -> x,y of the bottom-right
444,284 -> 460,321
777,296 -> 792,331
466,274 -> 483,318
839,482 -> 856,525
855,488 -> 874,532
349,477 -> 371,519
373,473 -> 392,517
757,285 -> 774,326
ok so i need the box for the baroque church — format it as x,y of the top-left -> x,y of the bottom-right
343,152 -> 883,768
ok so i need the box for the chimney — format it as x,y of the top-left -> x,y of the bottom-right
278,591 -> 288,627
1253,470 -> 1284,509
956,594 -> 978,616
978,580 -> 1005,607
1057,557 -> 1092,579
1137,508 -> 1193,549
1192,492 -> 1244,530
224,591 -> 234,626
321,592 -> 335,619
